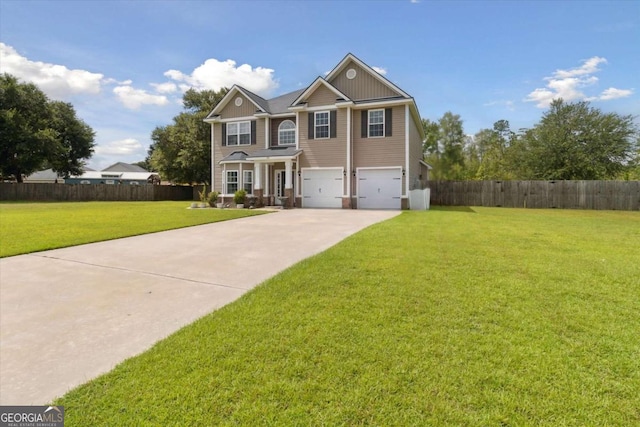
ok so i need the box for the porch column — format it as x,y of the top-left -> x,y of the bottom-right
254,162 -> 262,190
265,164 -> 270,196
285,160 -> 293,189
254,162 -> 263,208
284,159 -> 294,208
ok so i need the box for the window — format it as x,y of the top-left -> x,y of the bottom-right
227,121 -> 251,146
243,170 -> 253,194
368,109 -> 384,137
226,170 -> 238,194
278,120 -> 296,145
315,111 -> 329,139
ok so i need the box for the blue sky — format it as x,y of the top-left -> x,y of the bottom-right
1,0 -> 638,170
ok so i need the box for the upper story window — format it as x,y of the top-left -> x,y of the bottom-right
227,121 -> 251,146
368,109 -> 384,138
278,120 -> 296,145
315,111 -> 330,139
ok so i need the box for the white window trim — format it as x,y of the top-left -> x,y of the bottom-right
225,170 -> 238,195
227,121 -> 251,146
278,120 -> 296,146
314,111 -> 330,140
243,170 -> 253,194
368,109 -> 385,138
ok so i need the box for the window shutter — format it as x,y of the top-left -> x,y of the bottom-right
361,110 -> 368,138
251,120 -> 257,145
385,108 -> 392,137
221,123 -> 227,146
308,112 -> 314,140
330,110 -> 337,138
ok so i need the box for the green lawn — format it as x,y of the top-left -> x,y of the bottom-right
0,201 -> 265,257
53,207 -> 640,426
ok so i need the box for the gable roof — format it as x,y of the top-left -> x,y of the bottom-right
102,162 -> 148,173
207,85 -> 268,119
325,53 -> 411,99
290,76 -> 352,107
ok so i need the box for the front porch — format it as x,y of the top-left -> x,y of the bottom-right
218,147 -> 301,209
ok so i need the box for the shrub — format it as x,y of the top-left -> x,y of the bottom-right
233,189 -> 246,205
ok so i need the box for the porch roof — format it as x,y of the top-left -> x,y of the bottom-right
219,151 -> 251,164
245,147 -> 302,162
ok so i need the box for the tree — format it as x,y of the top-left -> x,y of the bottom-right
439,112 -> 466,177
149,87 -> 228,184
517,99 -> 638,180
47,101 -> 95,178
0,74 -> 94,182
422,118 -> 440,155
474,120 -> 516,180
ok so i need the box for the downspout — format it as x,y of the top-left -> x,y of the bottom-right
346,106 -> 351,208
405,104 -> 410,208
211,123 -> 215,191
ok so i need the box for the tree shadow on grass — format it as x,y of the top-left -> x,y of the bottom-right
431,205 -> 477,213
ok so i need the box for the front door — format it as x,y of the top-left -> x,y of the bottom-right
274,169 -> 294,205
275,169 -> 285,205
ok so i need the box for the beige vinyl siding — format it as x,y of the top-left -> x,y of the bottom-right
298,109 -> 347,194
270,116 -> 296,147
219,93 -> 258,119
330,60 -> 401,101
408,112 -> 424,190
352,106 -> 406,194
306,85 -> 338,107
212,121 -> 265,194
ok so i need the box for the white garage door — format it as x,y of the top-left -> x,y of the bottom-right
358,168 -> 402,209
302,169 -> 343,208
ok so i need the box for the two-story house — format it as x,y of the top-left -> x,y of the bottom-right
204,53 -> 428,209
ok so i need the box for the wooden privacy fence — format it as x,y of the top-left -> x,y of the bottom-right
0,183 -> 194,202
426,180 -> 640,211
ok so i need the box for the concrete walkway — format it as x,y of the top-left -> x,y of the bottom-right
0,209 -> 399,405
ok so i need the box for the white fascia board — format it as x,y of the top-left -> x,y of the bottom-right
210,85 -> 266,116
219,160 -> 254,165
209,85 -> 241,116
325,53 -> 411,99
305,105 -> 338,112
354,98 -> 411,109
218,115 -> 259,123
419,160 -> 433,169
290,77 -> 351,107
247,156 -> 297,162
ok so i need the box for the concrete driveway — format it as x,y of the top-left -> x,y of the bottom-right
0,208 -> 399,405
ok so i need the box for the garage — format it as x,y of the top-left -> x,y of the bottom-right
302,168 -> 343,208
357,167 -> 403,209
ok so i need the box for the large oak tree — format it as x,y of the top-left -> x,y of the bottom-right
148,87 -> 228,184
0,74 -> 95,182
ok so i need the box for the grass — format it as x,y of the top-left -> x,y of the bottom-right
54,207 -> 640,425
0,201 -> 266,257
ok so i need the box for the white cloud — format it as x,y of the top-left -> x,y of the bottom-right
372,66 -> 387,76
164,58 -> 278,97
525,56 -> 633,108
150,81 -> 178,93
552,56 -> 606,78
94,138 -> 143,156
483,99 -> 515,111
113,84 -> 169,109
0,42 -> 103,99
599,87 -> 633,100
